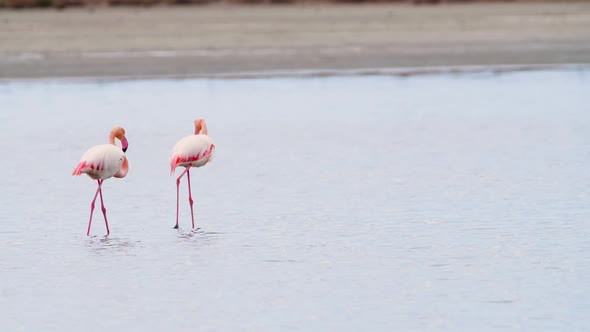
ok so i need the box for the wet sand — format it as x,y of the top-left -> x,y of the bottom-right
1,3 -> 590,79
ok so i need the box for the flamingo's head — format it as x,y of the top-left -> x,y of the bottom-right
110,126 -> 129,153
194,118 -> 208,135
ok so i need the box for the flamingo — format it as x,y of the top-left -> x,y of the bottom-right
170,118 -> 215,229
72,126 -> 129,236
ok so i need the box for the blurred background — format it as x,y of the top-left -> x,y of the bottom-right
1,1 -> 589,79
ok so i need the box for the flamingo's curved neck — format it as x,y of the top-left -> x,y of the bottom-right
114,157 -> 129,178
195,120 -> 208,135
109,132 -> 117,146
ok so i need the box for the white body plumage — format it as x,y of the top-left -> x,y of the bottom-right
74,144 -> 126,180
170,134 -> 215,171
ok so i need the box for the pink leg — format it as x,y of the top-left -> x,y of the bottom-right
97,179 -> 110,236
87,180 -> 102,236
186,167 -> 195,229
175,166 -> 191,229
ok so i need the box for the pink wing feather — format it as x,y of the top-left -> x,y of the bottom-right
170,143 -> 215,174
72,160 -> 103,175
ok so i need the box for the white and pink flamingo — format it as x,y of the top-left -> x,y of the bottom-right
72,126 -> 129,236
170,118 -> 215,229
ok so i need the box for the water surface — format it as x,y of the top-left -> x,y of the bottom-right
1,71 -> 589,331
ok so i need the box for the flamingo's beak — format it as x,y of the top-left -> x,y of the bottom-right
121,137 -> 129,153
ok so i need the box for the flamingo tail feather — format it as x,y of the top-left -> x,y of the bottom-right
72,161 -> 87,176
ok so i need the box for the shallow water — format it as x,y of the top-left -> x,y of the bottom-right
1,71 -> 589,331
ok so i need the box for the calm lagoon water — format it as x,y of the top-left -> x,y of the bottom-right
1,70 -> 589,331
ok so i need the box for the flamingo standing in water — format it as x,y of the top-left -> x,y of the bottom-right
72,126 -> 129,236
170,118 -> 215,229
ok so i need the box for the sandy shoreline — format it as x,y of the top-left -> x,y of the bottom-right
1,3 -> 590,79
